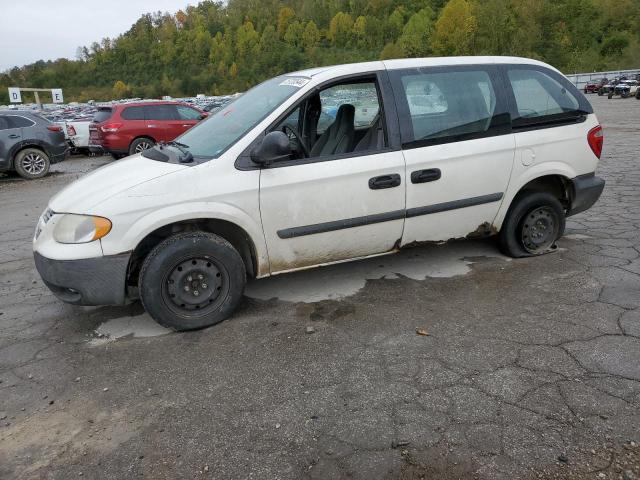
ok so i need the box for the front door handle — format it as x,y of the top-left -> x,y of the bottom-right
369,174 -> 401,190
8,134 -> 20,139
411,168 -> 441,184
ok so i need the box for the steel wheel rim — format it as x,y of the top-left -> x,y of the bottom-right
22,153 -> 46,175
162,256 -> 229,316
135,141 -> 152,153
520,206 -> 558,253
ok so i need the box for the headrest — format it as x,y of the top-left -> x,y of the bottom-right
335,104 -> 355,125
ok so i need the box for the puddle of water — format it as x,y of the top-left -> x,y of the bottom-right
245,241 -> 507,303
90,313 -> 170,346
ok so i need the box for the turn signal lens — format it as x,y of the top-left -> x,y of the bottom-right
587,125 -> 604,159
53,214 -> 112,244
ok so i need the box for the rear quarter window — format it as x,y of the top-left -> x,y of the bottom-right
508,69 -> 579,119
505,66 -> 590,128
93,108 -> 113,123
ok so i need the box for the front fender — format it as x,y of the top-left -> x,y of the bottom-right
100,202 -> 270,277
493,162 -> 578,230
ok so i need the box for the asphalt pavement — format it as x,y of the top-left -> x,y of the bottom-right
0,95 -> 639,479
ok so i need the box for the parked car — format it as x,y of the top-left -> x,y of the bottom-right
65,120 -> 92,154
88,101 -> 206,159
608,80 -> 639,98
34,56 -> 605,331
0,110 -> 68,179
584,78 -> 607,94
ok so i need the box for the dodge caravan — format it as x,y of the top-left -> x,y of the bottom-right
33,57 -> 605,330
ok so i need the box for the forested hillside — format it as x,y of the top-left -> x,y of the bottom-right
1,0 -> 639,103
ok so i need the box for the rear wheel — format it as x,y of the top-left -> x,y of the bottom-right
129,137 -> 155,155
499,192 -> 565,258
636,89 -> 640,100
608,91 -> 614,99
139,232 -> 246,331
14,148 -> 50,179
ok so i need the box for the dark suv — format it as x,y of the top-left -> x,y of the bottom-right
0,110 -> 68,179
89,101 -> 206,159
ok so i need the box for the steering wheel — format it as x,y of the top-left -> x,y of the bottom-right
282,125 -> 309,158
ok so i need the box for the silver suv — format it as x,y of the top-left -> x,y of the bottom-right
0,110 -> 68,179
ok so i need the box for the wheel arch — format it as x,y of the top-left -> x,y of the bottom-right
494,167 -> 576,231
126,218 -> 261,290
129,135 -> 156,150
10,141 -> 49,168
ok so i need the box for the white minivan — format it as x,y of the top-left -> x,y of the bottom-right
34,57 -> 605,330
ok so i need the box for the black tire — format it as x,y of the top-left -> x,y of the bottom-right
608,91 -> 613,99
129,137 -> 155,156
636,89 -> 640,100
598,88 -> 603,96
110,152 -> 126,160
498,192 -> 565,258
139,232 -> 246,331
14,148 -> 50,179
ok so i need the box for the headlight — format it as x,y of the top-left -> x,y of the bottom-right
53,214 -> 112,244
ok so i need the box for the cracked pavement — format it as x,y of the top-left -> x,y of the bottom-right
1,96 -> 639,479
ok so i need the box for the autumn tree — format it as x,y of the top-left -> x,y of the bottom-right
431,0 -> 477,55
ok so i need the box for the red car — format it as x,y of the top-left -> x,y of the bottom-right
89,101 -> 206,158
584,78 -> 608,94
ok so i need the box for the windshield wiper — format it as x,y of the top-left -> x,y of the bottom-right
160,141 -> 194,163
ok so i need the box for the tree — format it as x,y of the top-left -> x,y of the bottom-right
380,42 -> 404,59
328,12 -> 354,46
397,7 -> 435,57
431,0 -> 477,55
277,7 -> 295,39
302,20 -> 321,50
112,80 -> 129,99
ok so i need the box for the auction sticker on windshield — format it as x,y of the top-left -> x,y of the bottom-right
279,77 -> 310,88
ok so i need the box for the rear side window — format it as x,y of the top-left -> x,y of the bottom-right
121,106 -> 146,120
0,116 -> 9,130
176,105 -> 202,120
507,68 -> 581,126
7,115 -> 36,128
146,105 -> 178,120
93,108 -> 112,123
391,68 -> 505,146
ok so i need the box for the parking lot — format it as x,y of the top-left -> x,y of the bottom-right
0,95 -> 639,479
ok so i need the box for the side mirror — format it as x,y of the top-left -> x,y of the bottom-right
250,131 -> 291,166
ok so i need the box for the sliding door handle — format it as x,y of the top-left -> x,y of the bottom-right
411,168 -> 441,184
369,174 -> 401,190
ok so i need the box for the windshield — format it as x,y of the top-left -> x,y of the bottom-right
177,75 -> 308,158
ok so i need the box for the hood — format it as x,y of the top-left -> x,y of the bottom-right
49,155 -> 187,213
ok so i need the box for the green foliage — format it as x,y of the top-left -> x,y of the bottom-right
1,0 -> 639,103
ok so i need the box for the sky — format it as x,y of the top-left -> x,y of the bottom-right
0,0 -> 195,71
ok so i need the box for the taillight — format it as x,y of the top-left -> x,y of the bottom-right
67,125 -> 77,136
101,123 -> 122,133
587,125 -> 604,159
47,125 -> 62,132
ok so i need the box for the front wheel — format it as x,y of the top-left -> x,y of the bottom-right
498,192 -> 565,258
139,232 -> 246,331
14,148 -> 50,179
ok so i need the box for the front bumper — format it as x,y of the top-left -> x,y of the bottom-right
568,173 -> 605,217
34,251 -> 130,305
